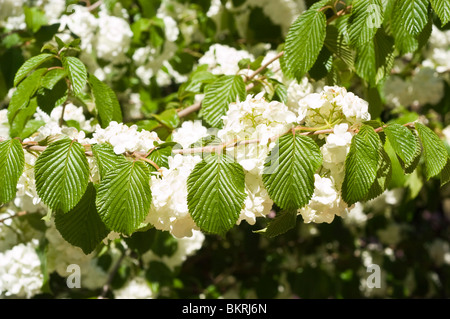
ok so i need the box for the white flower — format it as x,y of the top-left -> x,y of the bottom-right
0,240 -> 43,298
172,121 -> 209,149
114,276 -> 154,299
95,11 -> 133,64
427,239 -> 450,267
59,5 -> 98,52
90,121 -> 161,154
145,154 -> 202,238
298,86 -> 370,127
198,44 -> 255,75
0,0 -> 26,30
0,109 -> 9,138
298,175 -> 349,224
142,230 -> 205,271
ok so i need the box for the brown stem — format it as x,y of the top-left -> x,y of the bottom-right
0,211 -> 29,224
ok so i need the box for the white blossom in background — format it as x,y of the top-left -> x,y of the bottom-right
0,240 -> 43,298
344,202 -> 368,227
0,210 -> 19,252
384,67 -> 445,108
427,239 -> 450,267
40,0 -> 67,23
0,0 -> 26,30
145,154 -> 202,238
95,11 -> 133,64
198,44 -> 255,75
114,276 -> 154,299
0,109 -> 9,138
423,26 -> 450,73
142,230 -> 205,271
89,121 -> 162,154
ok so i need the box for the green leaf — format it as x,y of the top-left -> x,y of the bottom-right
324,25 -> 354,68
8,68 -> 47,124
18,119 -> 45,140
0,139 -> 25,204
88,73 -> 122,127
91,143 -> 128,181
440,158 -> 450,186
35,138 -> 90,212
431,0 -> 450,25
255,209 -> 297,238
151,109 -> 180,130
96,161 -> 152,235
147,142 -> 175,170
24,6 -> 48,33
262,134 -> 322,210
187,154 -> 246,236
342,125 -> 380,206
55,183 -> 109,254
364,144 -> 392,201
36,79 -> 68,114
13,53 -> 54,87
415,122 -> 447,179
384,124 -> 417,165
9,97 -> 40,138
40,68 -> 66,90
348,0 -> 384,48
62,56 -> 87,96
282,2 -> 327,80
392,0 -> 430,36
202,75 -> 246,128
355,27 -> 395,86
398,133 -> 422,174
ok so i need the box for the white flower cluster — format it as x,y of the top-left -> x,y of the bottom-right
198,44 -> 255,75
297,86 -> 371,224
0,109 -> 9,139
89,121 -> 162,155
0,240 -> 43,298
384,67 -> 445,109
59,5 -> 133,67
114,276 -> 155,299
146,154 -> 203,238
297,86 -> 370,127
142,230 -> 205,270
423,26 -> 450,73
0,0 -> 26,30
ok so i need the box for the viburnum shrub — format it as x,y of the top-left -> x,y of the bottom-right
0,0 -> 450,299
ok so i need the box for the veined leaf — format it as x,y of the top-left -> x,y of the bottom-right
147,142 -> 175,171
384,124 -> 417,165
431,0 -> 450,25
348,0 -> 384,48
440,158 -> 450,186
62,56 -> 87,96
415,122 -> 447,179
262,134 -> 322,210
202,75 -> 246,128
364,144 -> 392,201
35,138 -> 90,212
91,143 -> 128,181
254,209 -> 297,238
391,0 -> 430,36
0,139 -> 25,204
96,161 -> 152,235
398,132 -> 422,174
55,183 -> 109,255
187,154 -> 246,236
8,68 -> 47,125
13,53 -> 54,87
355,27 -> 395,86
282,1 -> 327,80
88,74 -> 123,127
40,68 -> 66,90
342,125 -> 380,206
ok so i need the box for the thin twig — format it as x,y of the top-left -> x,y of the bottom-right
0,211 -> 29,224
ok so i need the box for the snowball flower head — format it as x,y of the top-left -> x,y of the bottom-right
198,44 -> 254,75
298,86 -> 370,127
0,240 -> 43,298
